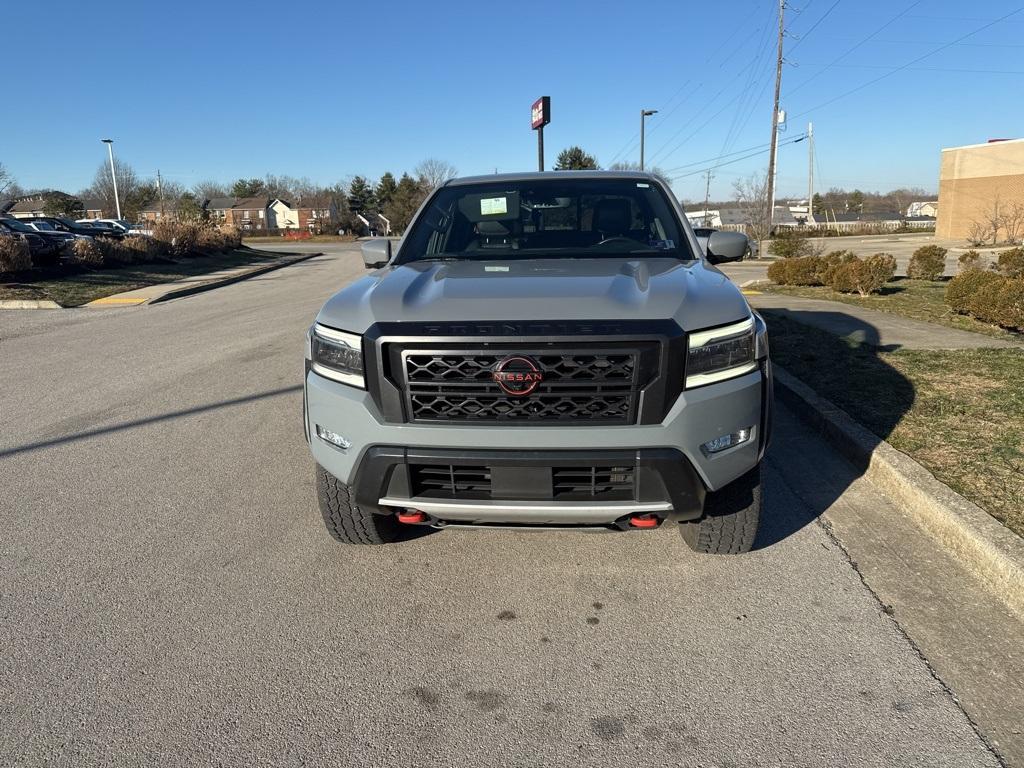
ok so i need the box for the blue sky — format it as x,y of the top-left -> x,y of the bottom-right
3,0 -> 1023,203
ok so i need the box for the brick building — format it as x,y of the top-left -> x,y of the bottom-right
936,138 -> 1024,241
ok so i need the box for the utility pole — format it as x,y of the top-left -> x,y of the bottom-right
807,122 -> 814,222
703,169 -> 714,225
157,169 -> 165,217
639,109 -> 658,170
765,0 -> 785,235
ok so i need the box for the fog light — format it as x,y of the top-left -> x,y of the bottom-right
701,428 -> 752,455
316,425 -> 352,450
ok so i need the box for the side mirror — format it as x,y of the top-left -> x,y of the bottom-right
361,238 -> 392,269
705,231 -> 748,264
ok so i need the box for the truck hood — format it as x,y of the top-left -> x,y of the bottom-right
316,257 -> 750,333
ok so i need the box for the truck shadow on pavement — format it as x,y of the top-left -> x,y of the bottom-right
0,385 -> 302,459
752,309 -> 916,550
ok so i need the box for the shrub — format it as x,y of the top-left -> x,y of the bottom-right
907,245 -> 947,281
958,250 -> 983,272
767,255 -> 821,285
69,238 -> 104,267
152,219 -> 200,256
818,250 -> 858,285
996,247 -> 1024,278
98,240 -> 138,266
829,253 -> 896,296
768,233 -> 814,259
0,235 -> 32,273
946,272 -> 1024,332
194,224 -> 242,253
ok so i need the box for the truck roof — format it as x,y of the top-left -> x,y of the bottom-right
445,170 -> 664,187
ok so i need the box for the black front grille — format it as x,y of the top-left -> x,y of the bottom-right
408,463 -> 636,501
401,349 -> 644,424
410,464 -> 491,498
553,466 -> 635,500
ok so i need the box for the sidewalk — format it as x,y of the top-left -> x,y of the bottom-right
745,291 -> 1022,350
86,251 -> 320,307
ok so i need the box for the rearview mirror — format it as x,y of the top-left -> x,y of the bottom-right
361,238 -> 392,269
705,231 -> 749,264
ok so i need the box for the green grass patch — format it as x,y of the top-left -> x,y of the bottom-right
762,277 -> 1022,341
0,248 -> 288,307
765,312 -> 1024,537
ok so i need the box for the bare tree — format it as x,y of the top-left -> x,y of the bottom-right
1001,201 -> 1024,244
983,196 -> 1003,245
415,158 -> 458,190
0,162 -> 12,195
733,172 -> 771,245
87,158 -> 142,218
607,161 -> 672,187
193,179 -> 228,201
966,221 -> 992,247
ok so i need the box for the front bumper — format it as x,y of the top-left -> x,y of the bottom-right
306,361 -> 770,505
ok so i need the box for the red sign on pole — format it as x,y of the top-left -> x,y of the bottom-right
531,96 -> 551,130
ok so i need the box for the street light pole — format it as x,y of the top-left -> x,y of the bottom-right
101,139 -> 122,220
639,109 -> 658,171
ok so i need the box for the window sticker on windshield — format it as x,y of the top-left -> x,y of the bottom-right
649,239 -> 675,250
485,265 -> 510,272
636,183 -> 650,188
480,197 -> 508,216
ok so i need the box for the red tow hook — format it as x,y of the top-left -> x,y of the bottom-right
397,510 -> 428,524
629,513 -> 660,529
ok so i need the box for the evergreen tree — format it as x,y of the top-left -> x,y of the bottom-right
554,146 -> 599,170
375,172 -> 398,209
348,175 -> 376,213
385,173 -> 429,233
231,178 -> 266,198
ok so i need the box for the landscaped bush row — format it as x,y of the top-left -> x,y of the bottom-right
767,250 -> 897,296
945,271 -> 1024,332
61,222 -> 243,269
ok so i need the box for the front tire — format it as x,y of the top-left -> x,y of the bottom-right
316,465 -> 403,545
680,465 -> 761,554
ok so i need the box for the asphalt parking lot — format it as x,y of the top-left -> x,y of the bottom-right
0,243 -> 1014,766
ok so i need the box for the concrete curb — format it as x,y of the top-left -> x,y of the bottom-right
0,299 -> 62,309
148,252 -> 322,304
773,365 -> 1024,617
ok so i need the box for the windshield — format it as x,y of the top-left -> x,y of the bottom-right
30,221 -> 55,231
1,218 -> 32,232
399,178 -> 693,262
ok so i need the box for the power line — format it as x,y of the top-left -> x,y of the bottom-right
670,134 -> 808,180
791,6 -> 1024,118
787,0 -> 842,53
782,0 -> 921,99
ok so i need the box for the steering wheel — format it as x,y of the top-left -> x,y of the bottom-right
596,236 -> 635,247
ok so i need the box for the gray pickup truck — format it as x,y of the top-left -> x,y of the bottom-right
304,171 -> 772,553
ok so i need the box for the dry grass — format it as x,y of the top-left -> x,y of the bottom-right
764,312 -> 1024,538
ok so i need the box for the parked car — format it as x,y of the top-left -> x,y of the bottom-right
305,171 -> 772,554
23,219 -> 90,242
0,218 -> 59,267
4,217 -> 76,252
26,216 -> 123,240
79,218 -> 152,237
692,227 -> 756,260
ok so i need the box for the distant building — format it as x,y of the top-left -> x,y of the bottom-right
225,196 -> 271,230
5,198 -> 47,219
937,138 -> 1024,240
907,201 -> 938,218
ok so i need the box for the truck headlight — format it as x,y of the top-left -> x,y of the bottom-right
686,316 -> 757,388
309,324 -> 365,388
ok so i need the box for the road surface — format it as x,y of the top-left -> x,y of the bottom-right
0,244 -> 1011,766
